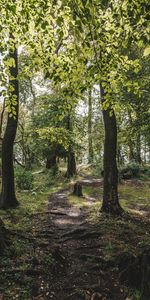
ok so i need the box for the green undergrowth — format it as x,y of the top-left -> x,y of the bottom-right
0,170 -> 150,299
0,169 -> 69,299
69,182 -> 150,260
69,182 -> 150,300
0,169 -> 69,231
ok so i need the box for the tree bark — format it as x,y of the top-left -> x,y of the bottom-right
88,90 -> 94,163
46,154 -> 57,169
0,39 -> 19,209
0,98 -> 6,140
66,146 -> 76,177
66,114 -> 76,178
136,131 -> 142,164
100,85 -> 123,215
128,141 -> 136,162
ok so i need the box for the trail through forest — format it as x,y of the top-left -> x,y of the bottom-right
25,178 -> 150,300
0,177 -> 150,300
31,182 -> 125,299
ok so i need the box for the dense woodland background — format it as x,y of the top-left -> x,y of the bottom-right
0,0 -> 150,299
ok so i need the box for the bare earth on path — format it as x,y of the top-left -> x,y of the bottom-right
29,178 -> 150,300
0,178 -> 150,299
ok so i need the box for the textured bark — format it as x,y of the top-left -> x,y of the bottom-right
100,85 -> 123,215
88,90 -> 94,163
66,115 -> 76,178
136,131 -> 142,164
128,141 -> 136,161
0,98 -> 6,140
0,40 -> 19,209
66,146 -> 76,177
46,154 -> 57,169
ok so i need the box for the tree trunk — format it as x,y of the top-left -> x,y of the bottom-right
46,154 -> 57,169
136,131 -> 142,164
0,40 -> 19,209
144,137 -> 147,164
66,114 -> 76,178
128,141 -> 136,162
29,78 -> 36,117
88,90 -> 94,163
100,85 -> 123,215
66,146 -> 76,177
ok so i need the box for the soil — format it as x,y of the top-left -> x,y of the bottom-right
0,178 -> 150,300
30,187 -> 125,300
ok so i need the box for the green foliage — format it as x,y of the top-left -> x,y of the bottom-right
143,46 -> 150,57
15,167 -> 34,190
123,162 -> 141,177
120,163 -> 150,179
44,168 -> 60,186
133,289 -> 141,300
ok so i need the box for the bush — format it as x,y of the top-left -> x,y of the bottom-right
92,158 -> 103,177
15,167 -> 34,190
140,165 -> 150,176
127,162 -> 141,177
120,163 -> 150,180
120,162 -> 140,179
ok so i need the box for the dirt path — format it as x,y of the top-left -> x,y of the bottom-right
30,184 -> 127,300
1,178 -> 150,299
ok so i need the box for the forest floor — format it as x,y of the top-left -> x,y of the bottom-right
0,176 -> 150,300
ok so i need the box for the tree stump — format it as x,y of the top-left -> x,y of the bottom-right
73,182 -> 83,197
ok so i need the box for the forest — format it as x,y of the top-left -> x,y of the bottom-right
0,0 -> 150,299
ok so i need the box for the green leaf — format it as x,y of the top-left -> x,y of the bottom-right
143,46 -> 150,57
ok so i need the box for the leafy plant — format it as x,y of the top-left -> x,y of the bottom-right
15,167 -> 34,190
120,162 -> 141,179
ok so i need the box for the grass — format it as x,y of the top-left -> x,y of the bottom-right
119,183 -> 150,208
68,182 -> 150,261
0,170 -> 70,299
0,169 -> 69,231
0,169 -> 150,299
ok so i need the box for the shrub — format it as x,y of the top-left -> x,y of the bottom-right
120,162 -> 150,180
15,167 -> 34,190
126,162 -> 141,177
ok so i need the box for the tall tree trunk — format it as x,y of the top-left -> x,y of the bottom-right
128,141 -> 136,162
136,131 -> 142,164
100,85 -> 123,215
66,146 -> 76,177
0,40 -> 19,209
66,114 -> 76,178
117,147 -> 124,165
29,78 -> 36,117
0,98 -> 6,140
127,110 -> 136,162
46,154 -> 57,169
88,90 -> 94,163
144,137 -> 147,164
